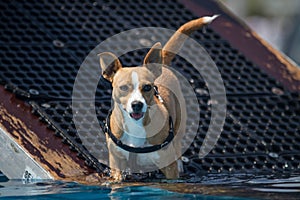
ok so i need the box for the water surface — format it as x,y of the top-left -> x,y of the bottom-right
1,173 -> 300,200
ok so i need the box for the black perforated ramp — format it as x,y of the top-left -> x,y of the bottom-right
0,0 -> 299,181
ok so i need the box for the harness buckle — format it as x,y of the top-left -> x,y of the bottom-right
153,85 -> 164,103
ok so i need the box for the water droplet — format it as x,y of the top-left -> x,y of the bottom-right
208,99 -> 218,105
268,152 -> 279,158
53,40 -> 64,48
41,103 -> 51,108
181,156 -> 189,163
139,38 -> 152,46
271,87 -> 284,95
29,89 -> 39,95
195,88 -> 208,95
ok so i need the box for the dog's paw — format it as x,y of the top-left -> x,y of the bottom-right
113,174 -> 123,182
109,169 -> 123,183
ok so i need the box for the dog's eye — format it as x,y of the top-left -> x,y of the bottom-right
119,85 -> 129,91
142,84 -> 152,92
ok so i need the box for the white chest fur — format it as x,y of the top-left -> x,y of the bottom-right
120,109 -> 147,147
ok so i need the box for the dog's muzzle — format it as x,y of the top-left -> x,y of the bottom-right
130,100 -> 144,120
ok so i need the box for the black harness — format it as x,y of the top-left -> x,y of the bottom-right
101,86 -> 175,153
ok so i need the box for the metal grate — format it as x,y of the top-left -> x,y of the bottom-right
0,0 -> 299,179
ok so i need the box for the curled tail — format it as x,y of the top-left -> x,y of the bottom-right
162,15 -> 219,66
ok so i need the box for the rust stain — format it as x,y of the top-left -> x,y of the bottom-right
245,32 -> 251,38
0,105 -> 87,179
223,22 -> 233,28
251,30 -> 300,81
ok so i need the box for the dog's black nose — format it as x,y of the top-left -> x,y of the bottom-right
131,101 -> 143,112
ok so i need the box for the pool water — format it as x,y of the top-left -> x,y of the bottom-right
0,173 -> 300,200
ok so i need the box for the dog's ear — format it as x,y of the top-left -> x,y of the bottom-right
143,42 -> 162,78
99,52 -> 122,82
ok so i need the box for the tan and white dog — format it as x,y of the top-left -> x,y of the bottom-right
99,15 -> 217,181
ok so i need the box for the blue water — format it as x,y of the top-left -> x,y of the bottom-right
1,173 -> 300,200
0,182 -> 245,200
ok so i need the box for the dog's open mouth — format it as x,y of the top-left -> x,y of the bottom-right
130,112 -> 144,120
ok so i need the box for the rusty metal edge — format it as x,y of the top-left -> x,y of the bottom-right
0,85 -> 99,182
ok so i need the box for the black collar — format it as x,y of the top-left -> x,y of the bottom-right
103,110 -> 174,153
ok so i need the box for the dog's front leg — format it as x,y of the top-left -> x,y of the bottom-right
107,139 -> 128,182
150,143 -> 180,179
109,154 -> 125,182
161,161 -> 179,179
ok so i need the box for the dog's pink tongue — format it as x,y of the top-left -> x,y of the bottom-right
130,113 -> 143,120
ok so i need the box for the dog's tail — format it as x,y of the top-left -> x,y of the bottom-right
162,15 -> 219,66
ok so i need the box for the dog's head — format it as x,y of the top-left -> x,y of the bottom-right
99,43 -> 162,121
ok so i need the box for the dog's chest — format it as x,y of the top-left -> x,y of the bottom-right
110,134 -> 160,167
109,130 -> 160,166
120,110 -> 148,147
120,129 -> 147,147
114,122 -> 161,165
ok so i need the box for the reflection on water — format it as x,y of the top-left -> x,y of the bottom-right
0,173 -> 300,199
0,181 -> 252,200
0,181 -> 112,199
